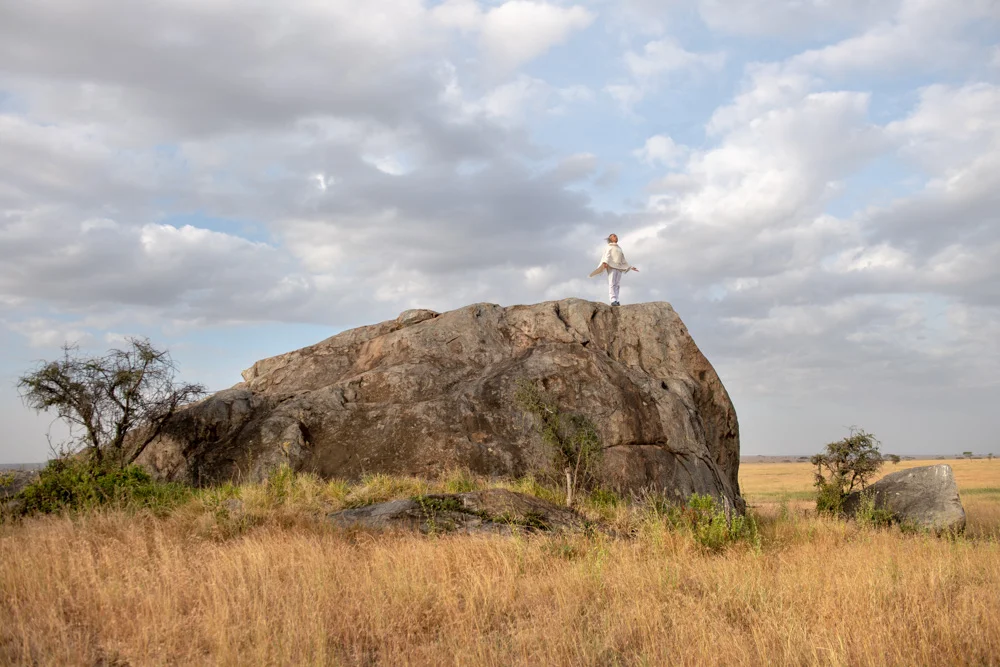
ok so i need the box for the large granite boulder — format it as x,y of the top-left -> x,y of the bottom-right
843,464 -> 966,535
137,299 -> 743,511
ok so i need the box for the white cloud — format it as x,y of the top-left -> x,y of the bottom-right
7,319 -> 96,349
672,91 -> 885,231
624,38 -> 724,79
431,0 -> 595,73
478,76 -> 552,123
696,0 -> 896,37
460,76 -> 595,125
706,65 -> 817,135
887,83 -> 1000,173
773,0 -> 999,80
727,298 -> 874,339
604,84 -> 645,111
608,37 -> 724,109
431,0 -> 483,32
841,245 -> 913,273
481,2 -> 595,72
634,135 -> 687,167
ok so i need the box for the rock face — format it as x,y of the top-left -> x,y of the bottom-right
329,489 -> 587,534
138,299 -> 743,511
843,464 -> 966,535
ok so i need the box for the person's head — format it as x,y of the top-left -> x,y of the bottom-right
606,233 -> 618,244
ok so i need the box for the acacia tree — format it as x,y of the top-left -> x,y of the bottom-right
17,338 -> 205,468
811,428 -> 884,513
514,378 -> 603,507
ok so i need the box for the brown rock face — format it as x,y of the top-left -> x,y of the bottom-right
138,299 -> 743,510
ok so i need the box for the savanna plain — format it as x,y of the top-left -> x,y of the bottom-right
2,458 -> 998,666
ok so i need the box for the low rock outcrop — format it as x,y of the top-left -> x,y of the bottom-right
329,489 -> 587,534
138,299 -> 743,511
843,464 -> 966,535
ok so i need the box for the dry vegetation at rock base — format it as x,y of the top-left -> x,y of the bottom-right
1,460 -> 998,666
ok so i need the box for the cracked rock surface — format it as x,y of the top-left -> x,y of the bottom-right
137,299 -> 743,511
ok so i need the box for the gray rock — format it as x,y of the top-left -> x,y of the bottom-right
1,498 -> 25,518
329,489 -> 586,534
137,299 -> 743,511
0,470 -> 39,500
843,464 -> 966,535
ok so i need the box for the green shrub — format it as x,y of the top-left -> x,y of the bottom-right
265,463 -> 298,503
815,480 -> 846,515
645,493 -> 760,552
854,492 -> 894,529
442,468 -> 478,494
514,378 -> 604,507
588,487 -> 621,510
16,458 -> 191,515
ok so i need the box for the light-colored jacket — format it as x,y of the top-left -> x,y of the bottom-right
591,243 -> 632,276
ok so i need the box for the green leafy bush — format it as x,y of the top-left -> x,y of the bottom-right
16,458 -> 191,515
588,487 -> 621,510
645,493 -> 760,552
853,492 -> 894,529
815,480 -> 846,514
811,428 -> 884,515
514,378 -> 604,507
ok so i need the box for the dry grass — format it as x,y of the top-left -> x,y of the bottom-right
740,457 -> 1000,501
1,463 -> 999,666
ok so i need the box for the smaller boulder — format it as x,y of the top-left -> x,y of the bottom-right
1,498 -> 25,518
0,470 -> 39,500
329,489 -> 586,534
843,464 -> 966,535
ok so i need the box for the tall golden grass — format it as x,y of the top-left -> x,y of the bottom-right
1,461 -> 999,666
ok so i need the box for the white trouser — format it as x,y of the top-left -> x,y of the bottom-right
608,268 -> 623,303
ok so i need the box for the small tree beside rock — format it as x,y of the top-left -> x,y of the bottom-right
811,428 -> 884,514
17,338 -> 205,468
514,379 -> 603,507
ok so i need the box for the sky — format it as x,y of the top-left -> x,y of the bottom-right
1,0 -> 999,462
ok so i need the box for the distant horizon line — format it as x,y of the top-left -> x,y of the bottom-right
2,453 -> 996,470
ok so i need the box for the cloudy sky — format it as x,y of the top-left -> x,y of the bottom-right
2,0 -> 998,462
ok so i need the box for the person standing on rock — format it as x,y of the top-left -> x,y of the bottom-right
589,233 -> 638,306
